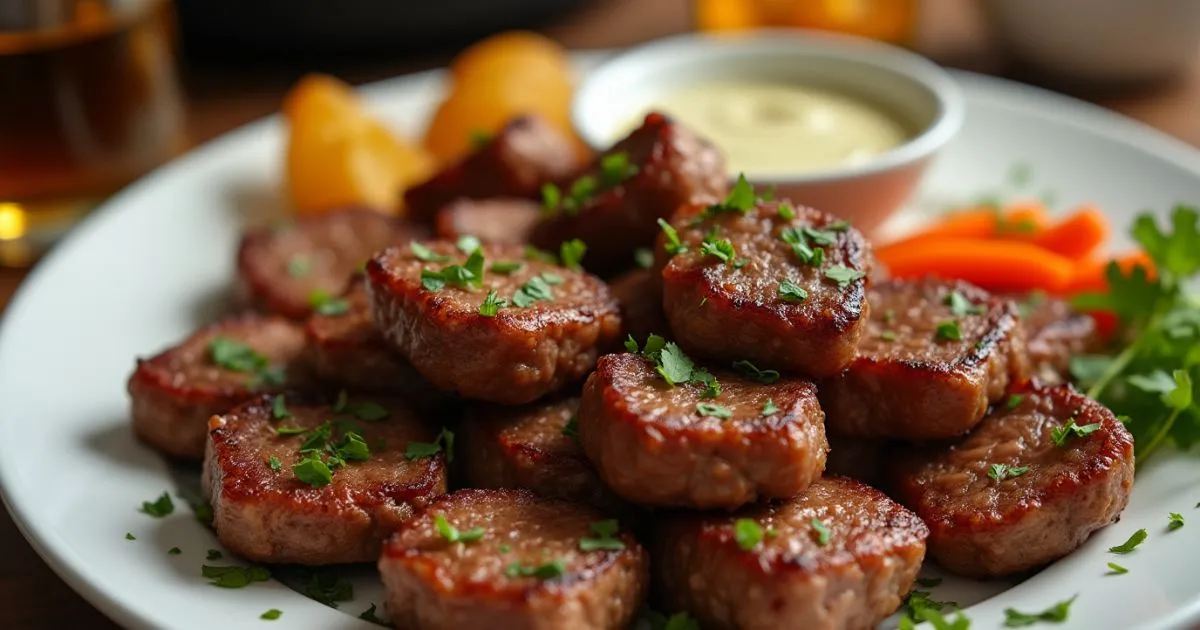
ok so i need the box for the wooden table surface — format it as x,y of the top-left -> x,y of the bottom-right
2,0 -> 1199,626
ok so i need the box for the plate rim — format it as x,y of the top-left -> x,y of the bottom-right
3,52 -> 1200,629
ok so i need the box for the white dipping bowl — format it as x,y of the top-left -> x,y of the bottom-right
572,30 -> 964,235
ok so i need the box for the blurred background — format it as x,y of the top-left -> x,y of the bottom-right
1,0 -> 1200,625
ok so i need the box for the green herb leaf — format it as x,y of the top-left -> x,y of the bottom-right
1050,419 -> 1102,446
1003,595 -> 1077,627
988,463 -> 1031,482
505,559 -> 566,580
125,532 -> 135,541
935,320 -> 962,341
633,247 -> 654,269
946,290 -> 985,316
1106,562 -> 1128,575
1006,394 -> 1025,410
1109,529 -> 1148,554
778,279 -> 808,302
658,218 -> 686,255
456,235 -> 482,255
271,395 -> 290,420
733,518 -> 763,550
732,360 -> 780,384
824,266 -> 865,287
541,183 -> 562,214
706,173 -> 756,216
308,289 -> 349,316
411,241 -> 450,263
624,334 -> 639,353
696,402 -> 733,419
777,203 -> 796,220
490,260 -> 523,274
580,519 -> 626,551
600,151 -> 638,185
286,255 -> 311,278
209,337 -> 268,373
810,518 -> 831,546
202,564 -> 271,588
700,235 -> 736,264
406,428 -> 454,461
562,414 -> 579,439
292,455 -> 333,488
915,577 -> 943,588
479,289 -> 506,316
511,275 -> 555,308
206,549 -> 222,560
434,513 -> 485,544
880,330 -> 898,341
559,239 -> 587,270
657,343 -> 696,386
261,609 -> 282,621
268,455 -> 282,471
139,492 -> 174,518
1168,512 -> 1185,531
761,399 -> 779,416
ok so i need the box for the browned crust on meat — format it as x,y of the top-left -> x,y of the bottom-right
820,279 -> 1029,439
380,488 -> 648,630
404,116 -> 581,224
578,353 -> 827,509
127,314 -> 305,460
661,201 -> 872,378
460,398 -> 625,512
655,477 -> 928,630
365,242 -> 622,404
433,198 -> 543,246
203,394 -> 446,564
889,382 -> 1135,578
531,112 -> 728,274
235,209 -> 427,319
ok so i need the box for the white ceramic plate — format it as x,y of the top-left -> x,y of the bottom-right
2,54 -> 1200,630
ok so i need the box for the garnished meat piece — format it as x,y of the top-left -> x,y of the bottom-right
434,197 -> 542,246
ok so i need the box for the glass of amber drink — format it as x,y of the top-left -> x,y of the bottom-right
0,0 -> 186,266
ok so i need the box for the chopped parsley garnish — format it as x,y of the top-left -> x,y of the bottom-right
810,518 -> 831,546
490,260 -> 523,274
271,395 -> 290,420
1168,512 -> 1185,531
988,463 -> 1030,482
308,289 -> 349,316
511,275 -> 555,308
406,427 -> 454,461
456,235 -> 482,255
580,519 -> 626,551
358,604 -> 387,626
732,360 -> 780,384
505,559 -> 566,580
915,577 -> 943,588
1003,595 -> 1077,627
341,399 -> 389,421
880,331 -> 898,341
499,544 -> 511,553
261,609 -> 282,621
777,203 -> 796,220
479,289 -> 506,316
1107,562 -> 1128,575
267,455 -> 282,471
434,513 -> 485,544
275,425 -> 307,436
778,279 -> 808,302
600,151 -> 638,185
658,218 -> 686,255
411,241 -> 450,263
761,399 -> 779,416
189,498 -> 214,526
1109,528 -> 1148,553
1050,419 -> 1101,446
282,567 -> 355,607
697,370 -> 721,398
422,248 -> 486,291
825,265 -> 865,287
139,492 -> 174,518
883,309 -> 897,324
540,182 -> 563,214
696,403 -> 732,419
1006,394 -> 1025,409
125,532 -> 135,541
286,255 -> 311,278
202,564 -> 271,588
899,607 -> 971,630
209,337 -> 269,373
540,272 -> 564,285
634,247 -> 654,269
733,518 -> 763,550
779,227 -> 823,266
562,414 -> 579,439
626,334 -> 719,392
207,549 -> 223,560
700,234 -> 736,264
292,455 -> 333,488
559,239 -> 587,270
704,174 -> 756,216
945,290 -> 985,316
935,320 -> 962,341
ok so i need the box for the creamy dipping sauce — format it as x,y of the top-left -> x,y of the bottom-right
619,81 -> 911,176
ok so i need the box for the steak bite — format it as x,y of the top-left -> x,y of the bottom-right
128,314 -> 307,460
661,198 -> 873,377
434,197 -> 543,246
608,268 -> 669,340
890,382 -> 1135,578
379,488 -> 649,630
203,393 -> 446,565
236,208 -> 428,319
1016,292 -> 1100,382
404,115 -> 581,224
819,278 -> 1029,439
365,241 -> 621,405
303,278 -> 449,411
578,351 -> 827,510
531,112 -> 728,275
655,476 -> 928,630
460,397 -> 623,511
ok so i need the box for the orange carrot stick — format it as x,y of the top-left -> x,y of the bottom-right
1066,251 -> 1156,294
878,238 -> 1075,293
877,203 -> 1051,257
1032,205 -> 1110,259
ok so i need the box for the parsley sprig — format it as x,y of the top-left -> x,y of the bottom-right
579,519 -> 626,551
1003,595 -> 1077,627
625,334 -> 717,391
1070,206 -> 1200,461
